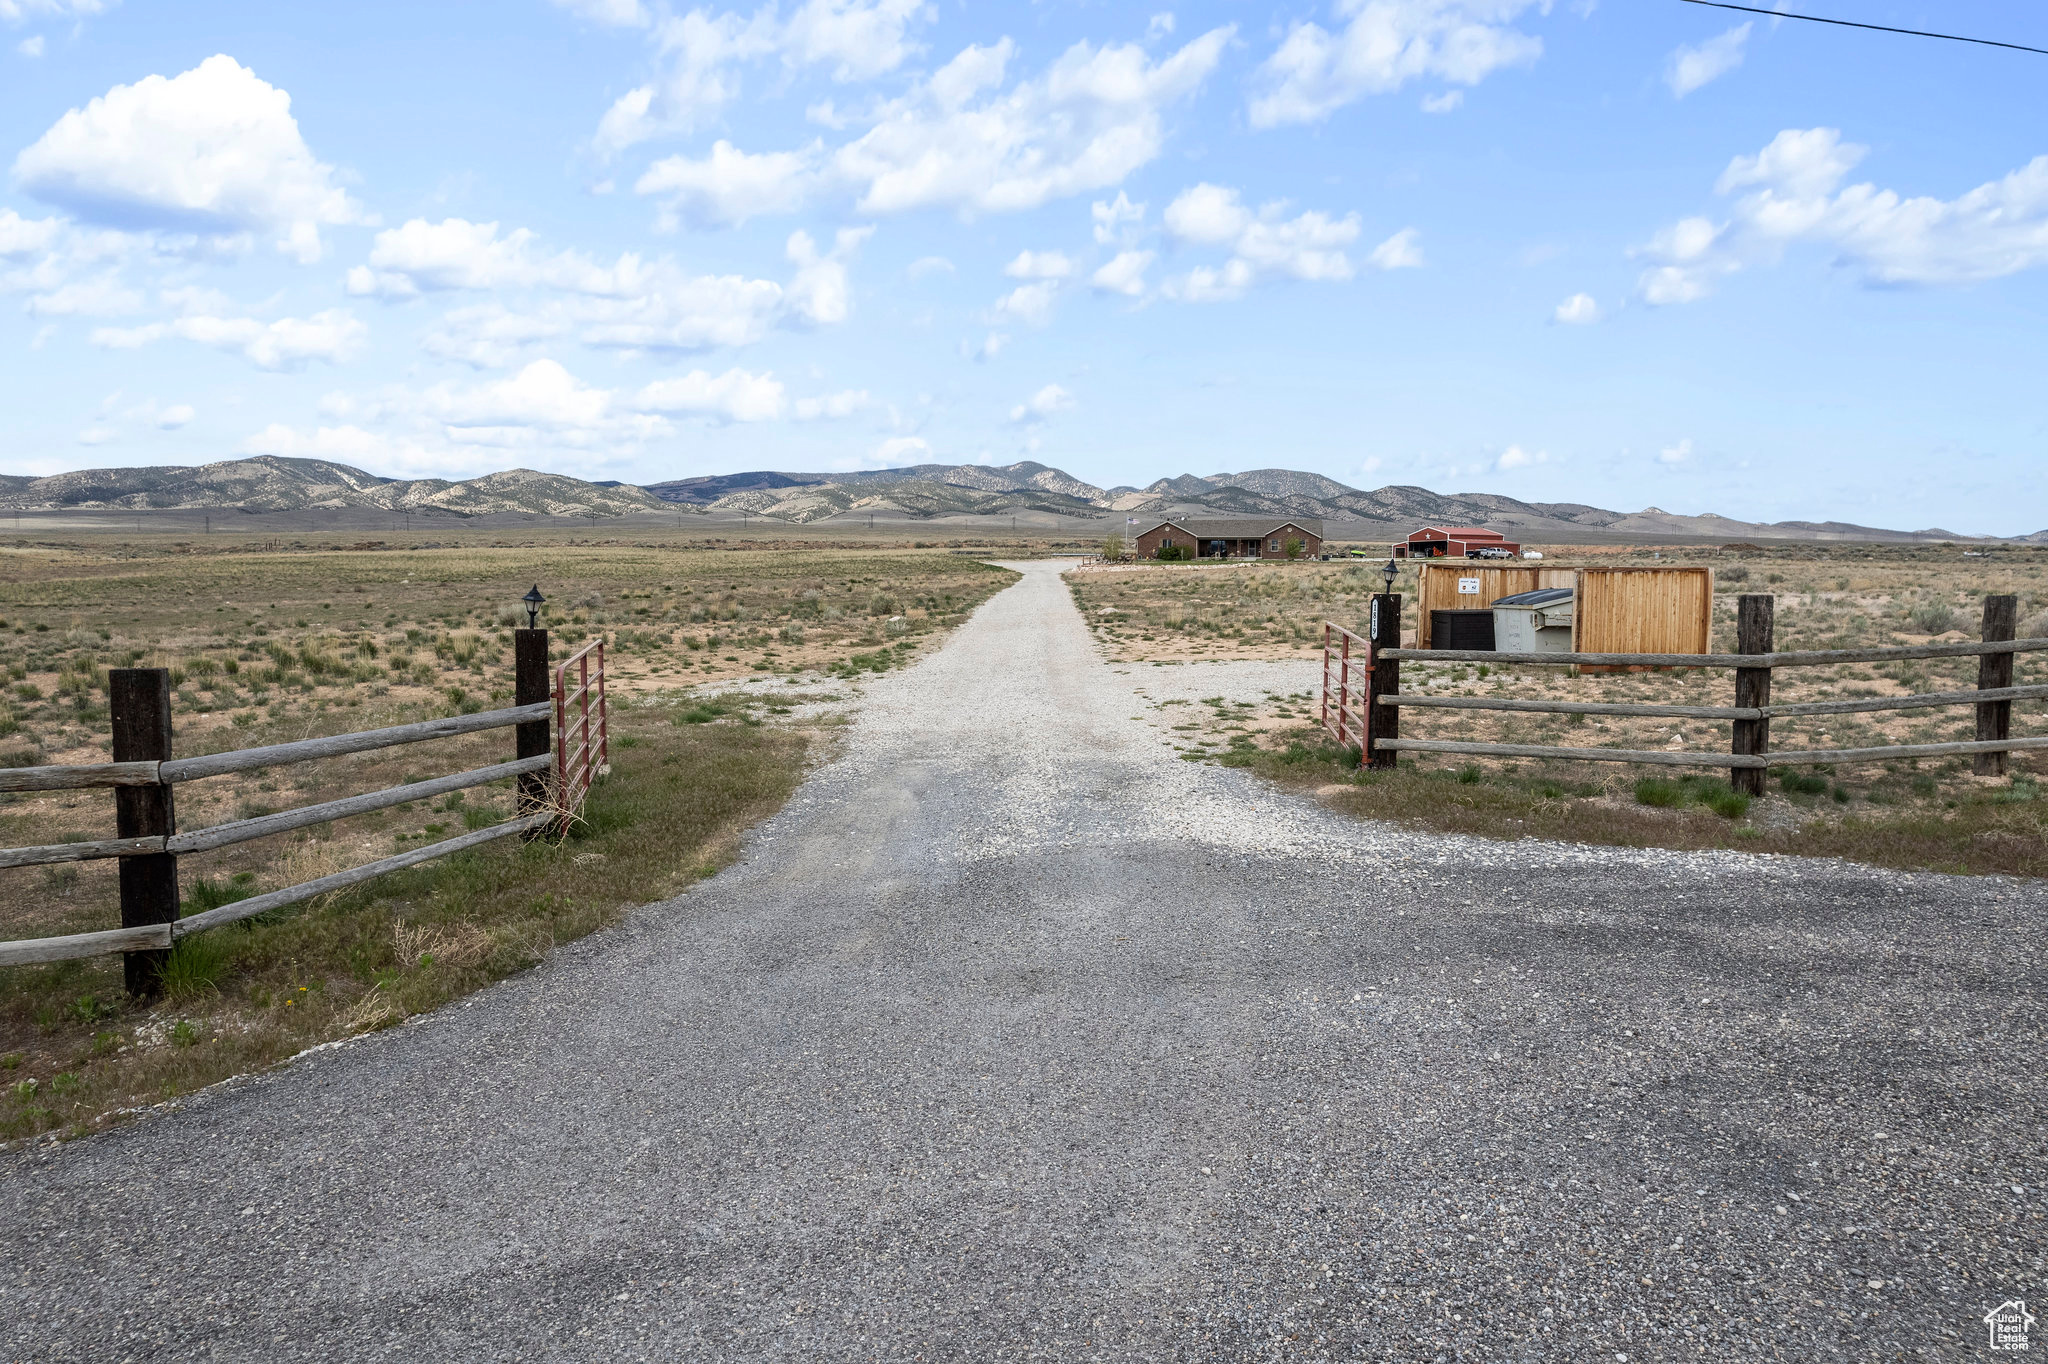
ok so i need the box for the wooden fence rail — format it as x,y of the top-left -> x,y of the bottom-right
1327,594 -> 2044,782
0,625 -> 610,992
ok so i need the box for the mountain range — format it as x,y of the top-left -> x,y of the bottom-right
1,456 -> 2036,542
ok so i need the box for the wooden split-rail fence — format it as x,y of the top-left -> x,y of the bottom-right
1326,593 -> 2046,791
0,628 -> 607,995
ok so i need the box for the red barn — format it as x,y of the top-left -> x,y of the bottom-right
1398,525 -> 1520,559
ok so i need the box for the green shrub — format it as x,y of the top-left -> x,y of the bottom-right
1155,543 -> 1187,562
1779,771 -> 1830,795
1908,604 -> 1959,634
158,928 -> 238,996
1700,786 -> 1751,819
1634,777 -> 1685,808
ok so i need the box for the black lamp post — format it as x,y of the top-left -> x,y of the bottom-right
1382,556 -> 1398,593
522,585 -> 545,630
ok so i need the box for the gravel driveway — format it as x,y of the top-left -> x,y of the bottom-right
2,560 -> 2040,1361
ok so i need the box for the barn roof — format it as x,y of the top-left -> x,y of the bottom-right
1411,525 -> 1507,540
1143,517 -> 1325,539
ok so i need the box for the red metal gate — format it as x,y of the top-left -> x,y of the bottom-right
554,637 -> 609,825
1321,622 -> 1369,752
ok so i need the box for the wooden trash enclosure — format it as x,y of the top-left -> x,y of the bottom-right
1413,562 -> 1712,658
1573,566 -> 1713,657
1413,563 -> 1575,649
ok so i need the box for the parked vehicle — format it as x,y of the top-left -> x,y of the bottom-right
1467,546 -> 1516,560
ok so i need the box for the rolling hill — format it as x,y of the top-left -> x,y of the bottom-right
0,457 -> 667,518
0,456 -> 2004,541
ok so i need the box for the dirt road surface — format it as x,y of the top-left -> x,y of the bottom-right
3,561 -> 2039,1360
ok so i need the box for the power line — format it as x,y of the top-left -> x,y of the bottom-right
1678,0 -> 2048,56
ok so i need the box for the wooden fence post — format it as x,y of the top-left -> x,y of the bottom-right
1731,595 -> 1774,796
109,668 -> 177,997
1367,593 -> 1401,770
1976,594 -> 2018,777
514,629 -> 551,834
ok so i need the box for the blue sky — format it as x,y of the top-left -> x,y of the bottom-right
2,1 -> 2044,532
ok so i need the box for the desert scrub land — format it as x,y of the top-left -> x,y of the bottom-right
1084,543 -> 2048,875
0,534 -> 1015,1140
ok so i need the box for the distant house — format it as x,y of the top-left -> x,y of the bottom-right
1134,516 -> 1324,560
1397,525 -> 1521,559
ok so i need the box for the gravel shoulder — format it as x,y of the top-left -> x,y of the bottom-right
2,560 -> 2040,1361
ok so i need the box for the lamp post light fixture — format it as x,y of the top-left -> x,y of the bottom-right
522,585 -> 545,630
1382,556 -> 1399,593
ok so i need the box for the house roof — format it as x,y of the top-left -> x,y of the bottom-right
1411,525 -> 1506,540
1143,516 -> 1325,539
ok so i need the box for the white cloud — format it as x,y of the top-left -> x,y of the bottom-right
347,217 -> 862,358
1496,444 -> 1545,470
18,34 -> 44,57
992,279 -> 1059,325
635,367 -> 786,421
12,54 -> 362,263
794,388 -> 871,419
1658,438 -> 1693,465
1163,181 -> 1250,245
592,0 -> 929,156
873,434 -> 930,462
1366,226 -> 1423,270
1665,23 -> 1748,98
613,28 -> 1226,224
1420,89 -> 1463,113
1092,191 -> 1145,245
634,140 -> 824,229
254,359 -> 803,480
0,208 -> 61,258
1003,249 -> 1074,280
1090,249 -> 1154,296
551,0 -> 649,28
90,308 -> 367,370
157,403 -> 195,429
1,0 -> 105,26
75,425 -> 116,445
785,225 -> 869,325
1636,128 -> 2048,303
834,28 -> 1231,215
905,255 -> 953,278
1249,0 -> 1545,129
1162,183 -> 1387,299
422,304 -> 568,369
1552,291 -> 1601,324
1008,382 -> 1074,425
965,330 -> 1008,361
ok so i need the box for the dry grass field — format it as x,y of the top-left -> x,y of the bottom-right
0,531 -> 1016,1140
1071,542 -> 2048,875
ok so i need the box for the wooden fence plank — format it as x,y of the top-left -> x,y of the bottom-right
157,702 -> 551,783
1382,637 -> 2048,669
1376,738 -> 1760,768
171,812 -> 555,936
1378,683 -> 2048,722
0,923 -> 173,968
1383,695 -> 1758,720
1764,736 -> 2048,767
0,835 -> 164,871
0,761 -> 161,793
164,755 -> 551,855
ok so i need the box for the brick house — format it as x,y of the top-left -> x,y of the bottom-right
1133,517 -> 1324,560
